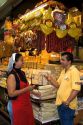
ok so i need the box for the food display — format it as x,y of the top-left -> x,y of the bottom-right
0,65 -> 7,88
32,100 -> 59,123
1,0 -> 81,57
30,69 -> 58,123
0,0 -> 82,124
40,46 -> 50,64
31,84 -> 57,100
31,69 -> 51,85
49,52 -> 60,62
0,77 -> 7,88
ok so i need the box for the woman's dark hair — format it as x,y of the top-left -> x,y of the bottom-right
61,52 -> 73,63
15,53 -> 22,62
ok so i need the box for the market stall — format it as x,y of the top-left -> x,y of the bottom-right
0,0 -> 83,125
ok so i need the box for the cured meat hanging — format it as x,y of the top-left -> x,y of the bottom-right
46,32 -> 75,53
14,35 -> 26,51
32,30 -> 45,54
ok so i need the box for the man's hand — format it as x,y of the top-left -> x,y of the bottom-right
44,74 -> 59,88
44,74 -> 53,82
63,101 -> 70,107
64,90 -> 80,106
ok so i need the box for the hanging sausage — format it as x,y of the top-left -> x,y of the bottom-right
32,30 -> 45,54
46,31 -> 75,52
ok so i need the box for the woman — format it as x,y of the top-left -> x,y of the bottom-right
7,53 -> 35,125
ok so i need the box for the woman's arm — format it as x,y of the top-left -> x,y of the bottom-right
7,74 -> 35,97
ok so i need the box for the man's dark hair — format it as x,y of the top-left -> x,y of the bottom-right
61,52 -> 74,63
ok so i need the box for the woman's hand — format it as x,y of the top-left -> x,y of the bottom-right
28,85 -> 36,91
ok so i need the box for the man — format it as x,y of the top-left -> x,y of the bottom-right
45,52 -> 81,125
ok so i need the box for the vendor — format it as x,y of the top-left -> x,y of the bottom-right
45,52 -> 81,125
7,53 -> 35,125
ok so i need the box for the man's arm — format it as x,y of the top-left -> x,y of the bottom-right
44,75 -> 59,88
63,89 -> 80,106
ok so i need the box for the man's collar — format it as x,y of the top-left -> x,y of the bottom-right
63,65 -> 75,73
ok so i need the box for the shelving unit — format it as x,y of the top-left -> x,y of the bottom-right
35,117 -> 60,125
31,98 -> 60,125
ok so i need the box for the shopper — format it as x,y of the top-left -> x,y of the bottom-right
45,52 -> 81,125
7,53 -> 35,125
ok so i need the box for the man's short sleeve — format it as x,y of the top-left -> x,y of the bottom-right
71,69 -> 81,91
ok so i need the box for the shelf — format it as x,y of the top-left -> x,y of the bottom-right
31,97 -> 56,101
48,59 -> 83,64
31,94 -> 56,101
35,116 -> 59,124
